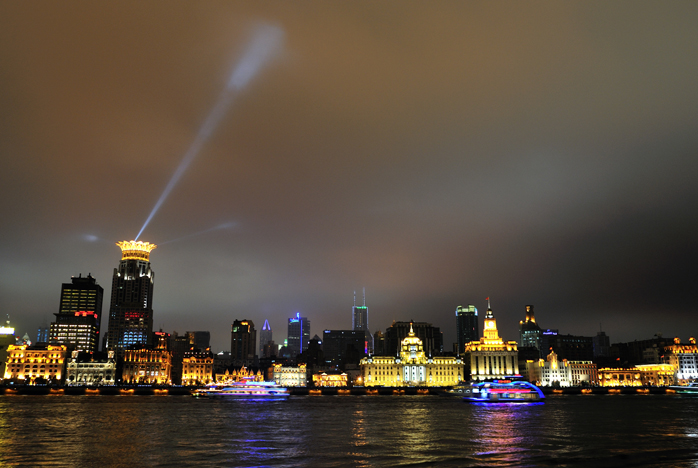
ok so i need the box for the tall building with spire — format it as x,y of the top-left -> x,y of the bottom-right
519,304 -> 542,350
259,319 -> 273,356
352,289 -> 373,354
49,274 -> 104,353
105,240 -> 156,355
463,299 -> 519,381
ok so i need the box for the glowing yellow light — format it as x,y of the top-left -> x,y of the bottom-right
116,240 -> 157,261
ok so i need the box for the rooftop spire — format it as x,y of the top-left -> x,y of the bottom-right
363,287 -> 366,307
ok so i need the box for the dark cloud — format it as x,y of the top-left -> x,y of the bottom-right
1,2 -> 698,351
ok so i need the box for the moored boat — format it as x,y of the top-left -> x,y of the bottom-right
668,381 -> 698,394
462,379 -> 545,403
192,380 -> 290,400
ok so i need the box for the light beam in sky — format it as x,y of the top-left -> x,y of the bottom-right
135,23 -> 285,241
159,222 -> 238,245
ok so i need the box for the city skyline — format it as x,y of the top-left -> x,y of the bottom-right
2,3 -> 698,353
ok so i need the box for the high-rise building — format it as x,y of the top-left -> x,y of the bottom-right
105,241 -> 156,355
384,321 -> 443,357
352,289 -> 373,354
49,274 -> 104,353
518,305 -> 542,350
373,330 -> 385,356
259,319 -> 273,356
455,305 -> 479,355
187,331 -> 211,351
231,320 -> 256,365
287,313 -> 310,358
323,330 -> 366,367
592,330 -> 610,357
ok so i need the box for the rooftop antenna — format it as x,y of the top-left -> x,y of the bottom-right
353,291 -> 356,307
363,287 -> 366,307
487,297 -> 491,309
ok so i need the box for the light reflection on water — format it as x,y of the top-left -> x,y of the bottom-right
1,395 -> 698,467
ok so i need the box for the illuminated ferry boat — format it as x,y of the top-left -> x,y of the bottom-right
461,379 -> 545,403
669,382 -> 698,394
192,380 -> 290,400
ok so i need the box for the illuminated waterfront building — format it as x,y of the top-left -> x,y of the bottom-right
352,289 -> 373,354
536,351 -> 597,387
360,324 -> 464,387
3,343 -> 67,384
273,363 -> 307,387
231,320 -> 256,366
456,305 -> 479,355
49,274 -> 104,353
0,319 -> 15,378
384,321 -> 443,357
66,350 -> 116,386
121,331 -> 171,385
598,364 -> 675,387
105,241 -> 156,355
216,367 -> 263,383
463,302 -> 519,381
663,337 -> 698,384
313,371 -> 348,387
287,313 -> 310,358
181,349 -> 214,386
259,320 -> 273,356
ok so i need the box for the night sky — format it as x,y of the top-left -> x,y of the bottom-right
2,2 -> 697,353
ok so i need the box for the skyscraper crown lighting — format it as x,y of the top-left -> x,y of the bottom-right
116,240 -> 157,261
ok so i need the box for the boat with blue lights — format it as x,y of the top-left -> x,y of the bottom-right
461,378 -> 545,403
192,380 -> 290,400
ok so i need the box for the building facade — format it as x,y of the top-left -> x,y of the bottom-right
105,241 -> 156,355
121,332 -> 172,385
663,337 -> 698,384
3,343 -> 67,384
181,349 -> 214,386
360,324 -> 464,387
384,321 -> 443,357
49,274 -> 104,353
456,305 -> 479,355
273,363 -> 307,387
518,305 -> 542,350
323,329 -> 366,367
463,303 -> 519,381
287,313 -> 310,358
66,350 -> 116,386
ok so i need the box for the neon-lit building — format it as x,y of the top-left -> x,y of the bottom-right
49,274 -> 104,353
259,320 -> 273,356
3,343 -> 67,384
66,350 -> 116,386
360,324 -> 464,387
121,332 -> 171,385
106,241 -> 156,356
273,363 -> 307,387
287,313 -> 310,358
352,289 -> 373,354
463,302 -> 519,380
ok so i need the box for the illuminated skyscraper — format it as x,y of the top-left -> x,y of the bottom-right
464,300 -> 519,381
231,319 -> 256,365
259,319 -> 273,355
455,305 -> 479,355
105,241 -> 156,355
49,274 -> 104,353
519,305 -> 542,350
352,289 -> 373,354
287,313 -> 310,358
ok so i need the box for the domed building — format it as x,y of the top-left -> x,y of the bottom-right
360,323 -> 464,387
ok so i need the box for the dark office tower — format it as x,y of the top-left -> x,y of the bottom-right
323,330 -> 366,367
186,331 -> 211,351
519,305 -> 542,350
105,241 -> 156,355
384,321 -> 443,356
49,274 -> 104,353
373,330 -> 385,356
455,305 -> 479,354
287,313 -> 310,358
259,319 -> 273,355
352,289 -> 373,354
231,320 -> 256,365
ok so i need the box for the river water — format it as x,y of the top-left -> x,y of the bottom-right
1,394 -> 697,467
